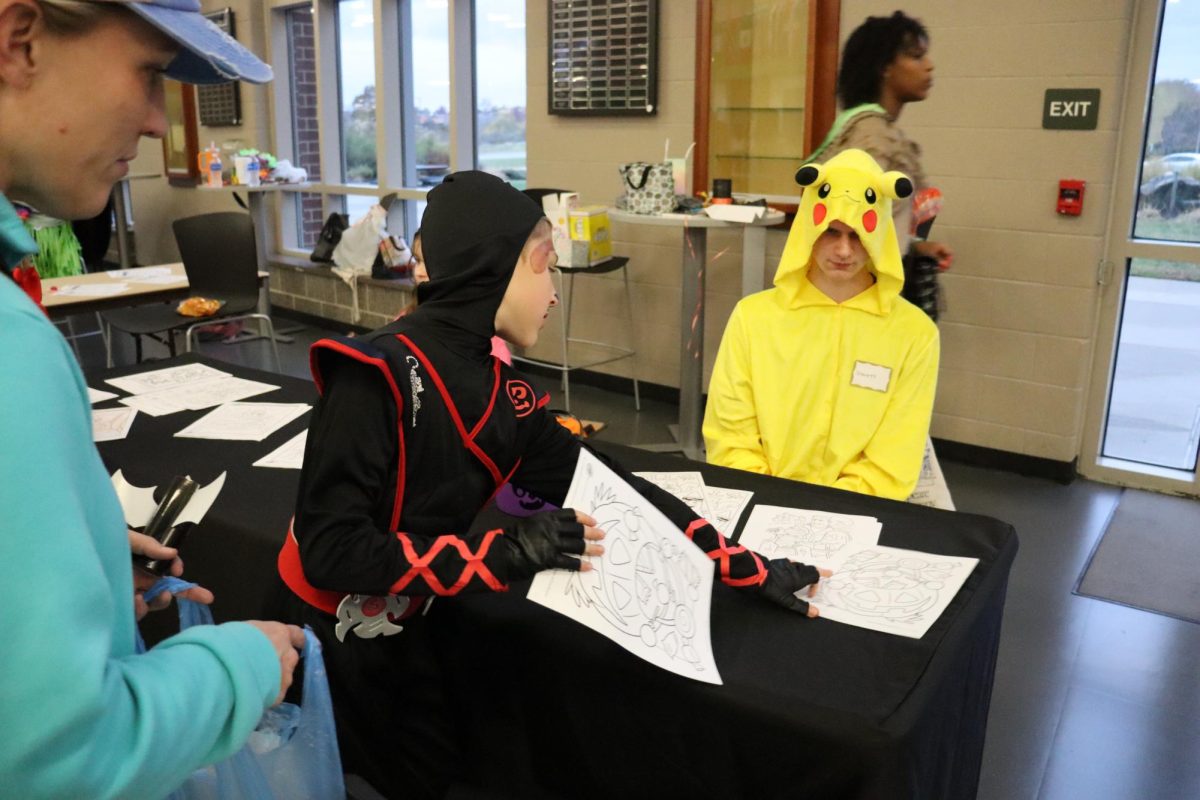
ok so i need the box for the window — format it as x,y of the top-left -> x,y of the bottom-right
474,0 -> 526,188
267,0 -> 526,253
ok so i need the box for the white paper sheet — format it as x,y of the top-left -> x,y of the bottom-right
51,282 -> 129,297
634,471 -> 714,521
126,273 -> 186,285
254,430 -> 309,469
92,407 -> 137,442
736,504 -> 882,573
703,486 -> 754,535
174,402 -> 310,442
119,376 -> 279,416
106,363 -> 231,395
530,449 -> 722,684
88,387 -> 118,404
908,437 -> 956,511
805,545 -> 978,639
106,267 -> 172,279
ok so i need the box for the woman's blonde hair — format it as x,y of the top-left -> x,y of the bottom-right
37,0 -> 126,37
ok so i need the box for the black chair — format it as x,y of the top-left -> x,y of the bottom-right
512,188 -> 640,412
101,212 -> 280,370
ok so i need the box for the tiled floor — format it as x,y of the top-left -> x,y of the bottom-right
73,312 -> 1200,800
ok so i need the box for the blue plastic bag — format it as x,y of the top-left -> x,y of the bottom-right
139,578 -> 345,800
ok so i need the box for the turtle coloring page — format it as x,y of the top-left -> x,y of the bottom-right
531,450 -> 721,684
806,546 -> 978,639
736,504 -> 882,571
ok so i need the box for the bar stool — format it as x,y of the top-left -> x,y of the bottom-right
514,189 -> 641,412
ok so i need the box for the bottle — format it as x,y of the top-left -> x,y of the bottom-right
207,148 -> 223,188
247,153 -> 260,186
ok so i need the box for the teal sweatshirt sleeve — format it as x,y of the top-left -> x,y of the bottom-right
0,282 -> 281,800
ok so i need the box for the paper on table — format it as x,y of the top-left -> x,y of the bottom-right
806,545 -> 978,639
254,430 -> 308,469
530,449 -> 721,684
88,387 -> 118,404
119,376 -> 280,416
736,504 -> 882,573
908,437 -> 955,511
125,273 -> 186,285
703,485 -> 754,535
51,283 -> 129,297
634,471 -> 714,521
106,362 -> 230,395
106,267 -> 172,279
92,406 -> 137,442
174,402 -> 310,442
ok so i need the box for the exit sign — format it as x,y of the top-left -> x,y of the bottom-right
1043,89 -> 1101,130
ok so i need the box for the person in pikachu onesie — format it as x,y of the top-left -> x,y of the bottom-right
704,148 -> 939,500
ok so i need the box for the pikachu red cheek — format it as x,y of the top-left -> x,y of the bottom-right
813,203 -> 827,226
862,209 -> 878,233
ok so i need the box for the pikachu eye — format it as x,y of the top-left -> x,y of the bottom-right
864,187 -> 877,204
818,183 -> 831,199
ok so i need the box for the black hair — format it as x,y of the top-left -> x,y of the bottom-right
836,11 -> 929,108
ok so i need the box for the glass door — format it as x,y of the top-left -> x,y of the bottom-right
1084,0 -> 1200,491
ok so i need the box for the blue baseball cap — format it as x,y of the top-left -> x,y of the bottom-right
117,0 -> 273,84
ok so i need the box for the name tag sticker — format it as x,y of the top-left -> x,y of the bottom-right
851,361 -> 892,393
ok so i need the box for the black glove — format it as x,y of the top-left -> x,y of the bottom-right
501,508 -> 588,581
757,558 -> 822,615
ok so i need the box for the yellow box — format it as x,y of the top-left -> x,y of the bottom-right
568,205 -> 612,265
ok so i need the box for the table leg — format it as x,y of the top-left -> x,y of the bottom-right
112,184 -> 132,269
677,225 -> 707,461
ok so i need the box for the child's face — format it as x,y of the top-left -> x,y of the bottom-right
411,237 -> 428,283
494,222 -> 558,347
810,220 -> 872,288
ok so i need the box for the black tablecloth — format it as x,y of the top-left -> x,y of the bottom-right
94,355 -> 1018,800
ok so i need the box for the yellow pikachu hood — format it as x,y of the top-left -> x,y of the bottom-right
775,148 -> 912,311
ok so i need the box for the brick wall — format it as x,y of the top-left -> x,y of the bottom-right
287,9 -> 324,249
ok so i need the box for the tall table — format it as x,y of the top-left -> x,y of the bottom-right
94,355 -> 1017,800
608,208 -> 785,460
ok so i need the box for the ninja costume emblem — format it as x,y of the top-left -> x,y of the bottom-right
334,593 -> 412,642
506,379 -> 535,417
406,355 -> 424,428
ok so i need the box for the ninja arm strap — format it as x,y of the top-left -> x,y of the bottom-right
684,519 -> 768,588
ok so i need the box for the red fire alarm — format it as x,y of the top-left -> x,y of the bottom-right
1057,179 -> 1085,216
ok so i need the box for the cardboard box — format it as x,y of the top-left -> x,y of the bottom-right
568,205 -> 612,266
541,192 -> 579,267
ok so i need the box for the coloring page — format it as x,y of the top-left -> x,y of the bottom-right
106,363 -> 231,396
174,402 -> 310,442
531,450 -> 721,684
703,486 -> 754,535
92,407 -> 137,442
634,471 -> 714,521
806,545 -> 978,639
736,504 -> 882,572
908,437 -> 956,510
254,430 -> 309,469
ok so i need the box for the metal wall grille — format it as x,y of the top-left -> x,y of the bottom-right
549,0 -> 658,116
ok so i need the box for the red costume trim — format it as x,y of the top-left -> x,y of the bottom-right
684,519 -> 768,588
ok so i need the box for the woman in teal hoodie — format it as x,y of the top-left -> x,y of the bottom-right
0,1 -> 304,797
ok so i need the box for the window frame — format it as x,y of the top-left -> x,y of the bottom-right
263,0 -> 487,257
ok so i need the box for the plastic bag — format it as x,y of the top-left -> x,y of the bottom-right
331,205 -> 388,322
139,578 -> 345,800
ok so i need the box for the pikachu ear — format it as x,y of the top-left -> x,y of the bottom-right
883,171 -> 913,199
794,164 -> 822,187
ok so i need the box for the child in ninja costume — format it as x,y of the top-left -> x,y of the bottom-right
704,149 -> 940,500
269,171 -> 830,799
